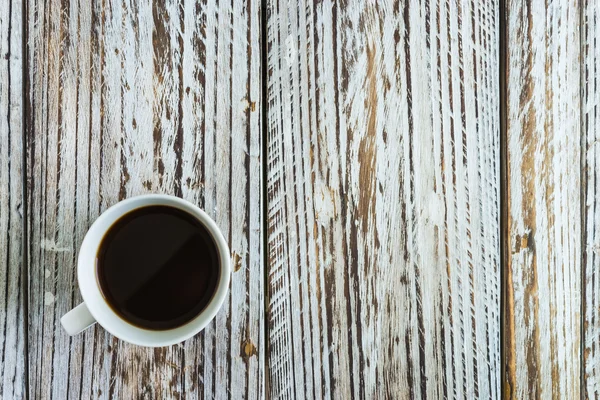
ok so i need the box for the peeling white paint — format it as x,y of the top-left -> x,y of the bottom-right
583,1 -> 600,398
506,0 -> 582,397
266,0 -> 499,398
44,292 -> 55,306
41,238 -> 71,253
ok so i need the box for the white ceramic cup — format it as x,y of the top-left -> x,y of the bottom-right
60,194 -> 231,347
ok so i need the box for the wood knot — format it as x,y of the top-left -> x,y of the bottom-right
514,230 -> 534,253
241,339 -> 257,361
232,252 -> 242,272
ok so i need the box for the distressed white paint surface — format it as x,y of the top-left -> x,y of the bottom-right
4,0 -> 595,397
44,292 -> 55,306
0,0 -> 26,398
26,0 -> 263,398
583,1 -> 600,398
266,0 -> 500,398
504,0 -> 581,398
40,238 -> 72,252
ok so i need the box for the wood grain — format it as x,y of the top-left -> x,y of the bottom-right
265,0 -> 500,398
583,1 -> 600,398
504,0 -> 581,398
0,0 -> 26,398
25,0 -> 263,398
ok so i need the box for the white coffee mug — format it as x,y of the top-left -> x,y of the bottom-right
60,194 -> 231,347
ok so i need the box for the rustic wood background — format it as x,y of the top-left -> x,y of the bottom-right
0,0 -> 26,398
503,0 -> 586,398
0,0 -> 598,398
583,1 -> 600,399
24,0 -> 263,398
265,0 -> 499,398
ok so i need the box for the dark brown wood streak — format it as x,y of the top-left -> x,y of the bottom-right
0,0 -> 26,397
266,0 -> 500,398
25,0 -> 263,398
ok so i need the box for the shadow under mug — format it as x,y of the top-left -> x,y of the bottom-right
60,194 -> 231,347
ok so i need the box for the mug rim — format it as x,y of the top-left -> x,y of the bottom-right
77,194 -> 231,347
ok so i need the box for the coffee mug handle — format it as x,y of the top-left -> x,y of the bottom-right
61,302 -> 96,335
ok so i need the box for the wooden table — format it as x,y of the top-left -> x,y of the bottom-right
0,0 -> 597,398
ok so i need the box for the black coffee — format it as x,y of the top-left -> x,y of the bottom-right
96,205 -> 220,330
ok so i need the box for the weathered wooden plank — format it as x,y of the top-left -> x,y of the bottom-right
0,0 -> 26,398
265,0 -> 500,398
504,0 -> 581,398
25,0 -> 263,398
583,1 -> 600,398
